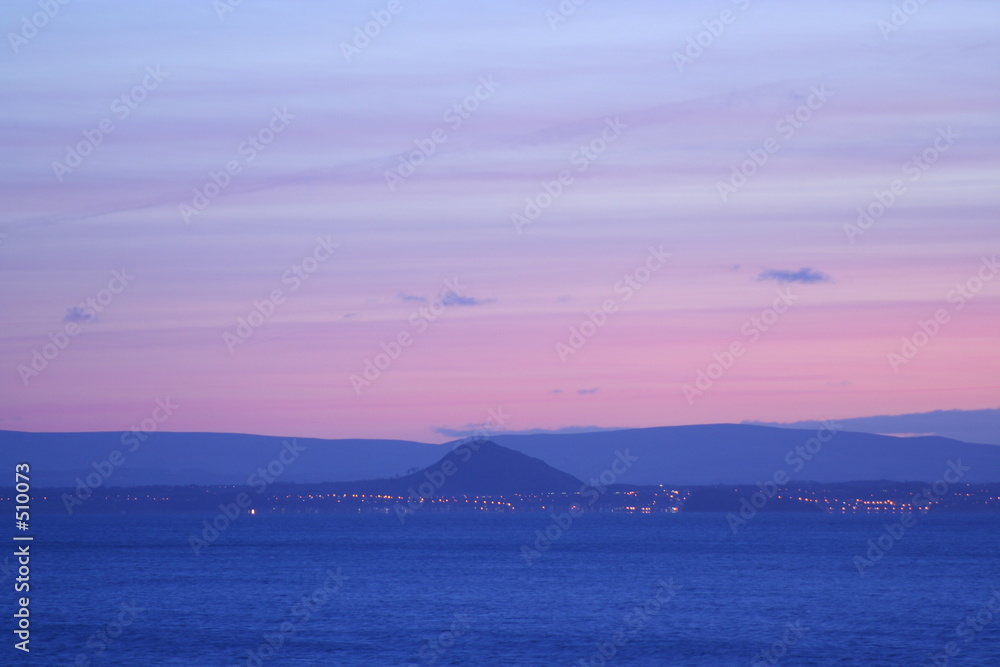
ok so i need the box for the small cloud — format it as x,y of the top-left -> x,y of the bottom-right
434,420 -> 503,438
342,313 -> 357,319
440,292 -> 495,307
502,425 -> 625,435
730,264 -> 741,271
577,387 -> 600,395
397,293 -> 427,303
757,267 -> 832,284
550,389 -> 563,394
556,295 -> 571,303
64,307 -> 93,323
438,423 -> 624,437
434,426 -> 474,438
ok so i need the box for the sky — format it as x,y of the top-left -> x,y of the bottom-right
1,0 -> 998,443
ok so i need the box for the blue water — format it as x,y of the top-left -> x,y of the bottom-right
9,513 -> 1000,666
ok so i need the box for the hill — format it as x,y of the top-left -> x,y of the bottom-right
340,440 -> 583,495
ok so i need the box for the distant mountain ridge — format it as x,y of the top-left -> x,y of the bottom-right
3,423 -> 1000,488
748,408 -> 1000,446
491,424 -> 1000,485
0,430 -> 443,487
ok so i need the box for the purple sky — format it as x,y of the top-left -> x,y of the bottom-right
1,0 -> 998,442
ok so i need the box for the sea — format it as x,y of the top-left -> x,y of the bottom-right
11,512 -> 1000,666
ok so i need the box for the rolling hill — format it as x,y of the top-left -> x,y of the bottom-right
3,423 -> 999,488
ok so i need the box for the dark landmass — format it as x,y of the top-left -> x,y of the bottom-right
9,439 -> 1000,516
492,424 -> 1000,485
353,440 -> 584,495
0,429 -> 443,487
5,420 -> 1000,488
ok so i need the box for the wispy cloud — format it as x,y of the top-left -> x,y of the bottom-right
441,293 -> 495,307
433,421 -> 500,438
501,425 -> 624,435
577,387 -> 600,395
757,267 -> 832,284
397,293 -> 427,303
64,307 -> 93,323
436,423 -> 624,437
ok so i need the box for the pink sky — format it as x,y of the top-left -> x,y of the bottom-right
1,0 -> 998,442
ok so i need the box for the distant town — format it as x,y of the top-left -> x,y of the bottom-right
11,480 -> 1000,515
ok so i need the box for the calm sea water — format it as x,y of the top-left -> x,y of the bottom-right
11,512 -> 1000,666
